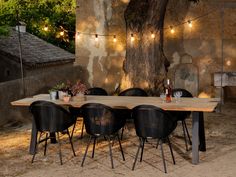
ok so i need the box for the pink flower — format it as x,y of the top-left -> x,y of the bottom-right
70,80 -> 88,96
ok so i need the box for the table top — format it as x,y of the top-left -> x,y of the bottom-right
11,94 -> 220,112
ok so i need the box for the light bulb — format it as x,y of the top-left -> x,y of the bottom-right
131,33 -> 134,42
95,34 -> 98,41
60,31 -> 64,36
113,35 -> 117,43
43,25 -> 48,31
77,32 -> 80,39
188,20 -> 192,28
226,60 -> 231,66
151,32 -> 155,39
170,26 -> 175,34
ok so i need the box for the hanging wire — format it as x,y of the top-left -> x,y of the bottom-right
76,31 -> 116,37
163,8 -> 218,30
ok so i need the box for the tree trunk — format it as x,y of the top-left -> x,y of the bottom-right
122,0 -> 170,95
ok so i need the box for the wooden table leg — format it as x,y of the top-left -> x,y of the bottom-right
29,122 -> 37,155
199,112 -> 206,151
192,111 -> 199,164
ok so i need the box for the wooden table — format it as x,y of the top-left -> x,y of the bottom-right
11,94 -> 219,165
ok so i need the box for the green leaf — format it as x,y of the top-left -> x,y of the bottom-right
0,26 -> 10,36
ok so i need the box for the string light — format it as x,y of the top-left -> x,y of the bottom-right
77,32 -> 80,39
131,33 -> 135,42
43,25 -> 48,32
60,30 -> 64,36
170,26 -> 175,34
188,20 -> 193,28
151,32 -> 155,39
57,8 -> 217,44
95,34 -> 98,41
113,35 -> 117,43
226,60 -> 231,66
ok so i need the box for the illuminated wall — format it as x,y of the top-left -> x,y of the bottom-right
75,0 -> 236,96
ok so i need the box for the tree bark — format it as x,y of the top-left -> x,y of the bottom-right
122,0 -> 169,95
122,0 -> 199,95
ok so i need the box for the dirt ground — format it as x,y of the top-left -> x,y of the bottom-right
0,102 -> 235,177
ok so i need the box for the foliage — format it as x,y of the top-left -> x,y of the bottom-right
68,80 -> 88,96
0,25 -> 10,36
50,80 -> 88,96
0,0 -> 76,53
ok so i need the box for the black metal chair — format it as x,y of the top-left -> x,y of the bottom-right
29,101 -> 77,165
69,87 -> 108,139
118,88 -> 148,97
172,88 -> 192,151
80,103 -> 125,169
118,88 -> 148,139
132,105 -> 177,173
86,87 -> 108,96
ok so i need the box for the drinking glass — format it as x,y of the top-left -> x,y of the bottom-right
174,91 -> 182,102
160,93 -> 166,103
174,92 -> 179,102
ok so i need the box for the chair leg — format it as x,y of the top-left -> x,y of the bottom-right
81,136 -> 92,167
120,126 -> 125,140
80,120 -> 85,139
132,138 -> 142,170
167,137 -> 175,165
92,137 -> 96,158
117,134 -> 125,161
182,121 -> 189,151
140,138 -> 145,162
67,129 -> 76,156
160,140 -> 167,173
70,121 -> 76,141
183,120 -> 192,145
44,133 -> 48,156
107,136 -> 114,169
31,132 -> 41,163
57,132 -> 63,165
156,139 -> 160,149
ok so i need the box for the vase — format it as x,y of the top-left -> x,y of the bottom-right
58,91 -> 67,100
49,91 -> 58,100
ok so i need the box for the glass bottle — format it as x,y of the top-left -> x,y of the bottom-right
165,79 -> 172,103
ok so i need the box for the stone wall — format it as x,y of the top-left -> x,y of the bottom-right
75,0 -> 128,94
165,0 -> 236,97
0,52 -> 74,83
0,65 -> 88,128
75,0 -> 236,97
0,53 -> 22,82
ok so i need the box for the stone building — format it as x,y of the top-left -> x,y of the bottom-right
0,27 -> 85,127
0,28 -> 75,83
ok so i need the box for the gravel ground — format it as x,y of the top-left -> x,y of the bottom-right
0,102 -> 235,177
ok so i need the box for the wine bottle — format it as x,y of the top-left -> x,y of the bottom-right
165,79 -> 172,103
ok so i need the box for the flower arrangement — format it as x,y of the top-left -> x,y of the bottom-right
69,80 -> 88,96
60,80 -> 87,96
49,80 -> 87,97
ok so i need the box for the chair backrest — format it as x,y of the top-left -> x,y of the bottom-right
86,87 -> 108,96
132,105 -> 177,139
69,87 -> 108,117
81,103 -> 125,136
118,88 -> 148,96
29,101 -> 75,132
172,88 -> 193,98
